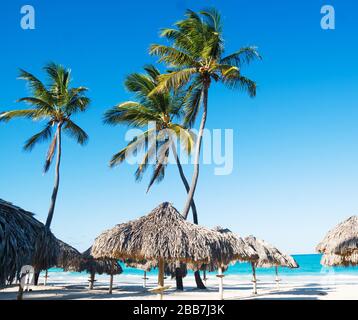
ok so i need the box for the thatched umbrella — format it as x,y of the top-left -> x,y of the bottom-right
316,216 -> 358,267
245,235 -> 299,294
92,202 -> 240,299
80,247 -> 123,293
209,227 -> 258,299
0,199 -> 58,288
35,239 -> 83,286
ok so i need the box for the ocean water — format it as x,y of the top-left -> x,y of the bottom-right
46,254 -> 358,280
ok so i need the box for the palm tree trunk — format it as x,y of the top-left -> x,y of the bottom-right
171,143 -> 198,224
171,143 -> 206,289
33,124 -> 62,286
45,123 -> 62,229
182,84 -> 209,219
175,268 -> 184,291
179,84 -> 209,290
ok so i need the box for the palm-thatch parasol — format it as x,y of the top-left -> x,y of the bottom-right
80,247 -> 123,293
56,240 -> 82,272
207,227 -> 259,299
316,216 -> 358,267
92,202 -> 240,298
0,199 -> 58,288
245,235 -> 299,294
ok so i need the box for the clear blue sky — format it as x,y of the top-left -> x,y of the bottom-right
0,0 -> 357,254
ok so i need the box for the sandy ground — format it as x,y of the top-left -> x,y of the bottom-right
1,274 -> 357,300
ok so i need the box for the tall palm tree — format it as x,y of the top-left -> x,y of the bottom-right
0,63 -> 90,230
104,65 -> 205,290
103,65 -> 198,223
149,8 -> 261,219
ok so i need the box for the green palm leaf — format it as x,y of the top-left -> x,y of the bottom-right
24,123 -> 53,151
63,120 -> 88,145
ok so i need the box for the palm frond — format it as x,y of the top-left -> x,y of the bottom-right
220,47 -> 261,67
24,123 -> 53,151
153,68 -> 197,94
18,69 -> 52,102
221,67 -> 257,97
169,124 -> 196,155
0,109 -> 39,122
63,120 -> 88,145
146,141 -> 171,193
44,63 -> 71,97
149,45 -> 198,68
17,97 -> 53,112
109,129 -> 155,167
200,8 -> 222,33
134,141 -> 158,182
44,134 -> 57,173
183,80 -> 203,128
104,102 -> 159,127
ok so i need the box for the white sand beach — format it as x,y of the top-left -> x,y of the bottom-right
1,273 -> 357,300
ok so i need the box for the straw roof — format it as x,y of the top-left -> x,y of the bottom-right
56,239 -> 82,272
188,227 -> 259,273
91,202 -> 239,267
125,259 -> 187,278
245,235 -> 299,268
125,259 -> 154,272
214,227 -> 258,262
316,216 -> 358,257
80,247 -> 123,275
321,252 -> 358,267
0,199 -> 58,287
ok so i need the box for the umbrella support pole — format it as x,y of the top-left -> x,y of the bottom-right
17,285 -> 24,301
88,273 -> 96,290
203,270 -> 208,286
109,274 -> 113,294
275,267 -> 280,289
251,263 -> 257,295
216,267 -> 224,300
44,270 -> 48,286
158,258 -> 165,300
143,271 -> 148,288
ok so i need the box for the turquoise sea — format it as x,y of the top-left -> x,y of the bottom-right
47,254 -> 358,278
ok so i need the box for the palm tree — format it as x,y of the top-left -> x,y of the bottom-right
104,65 -> 204,289
149,8 -> 261,219
0,63 -> 90,279
104,65 -> 198,223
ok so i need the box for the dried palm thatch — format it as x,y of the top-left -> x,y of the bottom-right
244,235 -> 298,295
56,239 -> 82,272
125,259 -> 154,272
92,202 -> 241,292
124,259 -> 186,278
321,252 -> 358,267
92,203 -> 243,266
316,216 -> 358,261
214,227 -> 258,263
188,227 -> 258,273
0,199 -> 58,287
245,235 -> 298,268
80,247 -> 123,276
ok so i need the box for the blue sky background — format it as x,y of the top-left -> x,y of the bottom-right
0,0 -> 357,253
